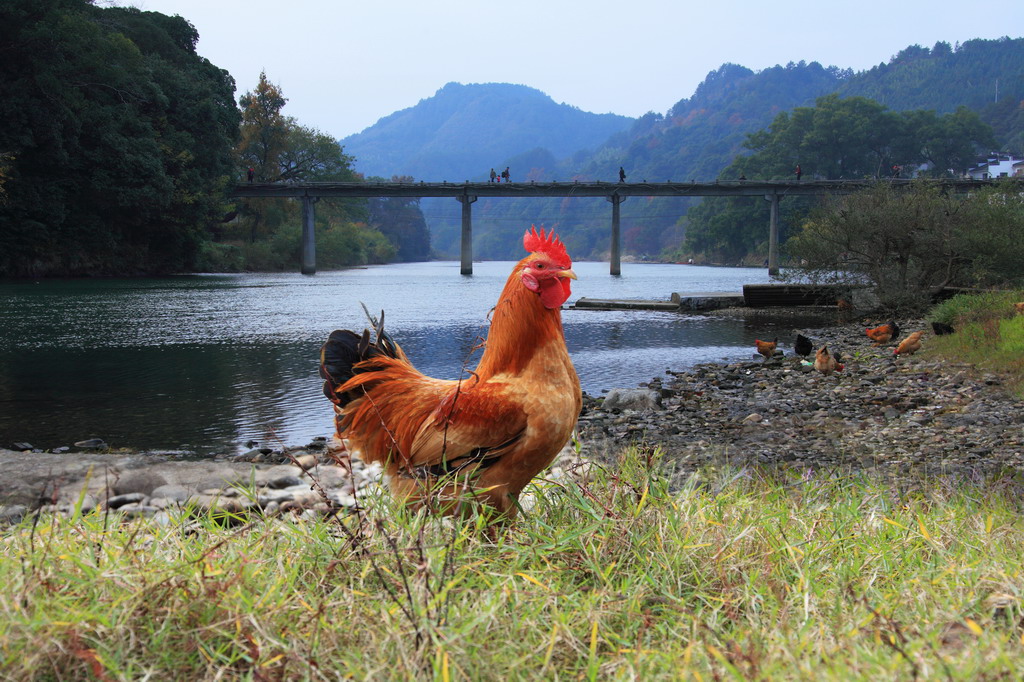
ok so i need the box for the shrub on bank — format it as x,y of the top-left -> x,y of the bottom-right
194,221 -> 397,272
787,181 -> 1024,315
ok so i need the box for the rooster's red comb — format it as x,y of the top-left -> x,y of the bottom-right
523,225 -> 570,264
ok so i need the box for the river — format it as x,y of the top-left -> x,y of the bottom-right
0,261 -> 824,454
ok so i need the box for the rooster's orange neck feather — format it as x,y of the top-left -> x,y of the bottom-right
476,258 -> 565,377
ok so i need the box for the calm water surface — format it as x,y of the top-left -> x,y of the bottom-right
0,261 -> 822,454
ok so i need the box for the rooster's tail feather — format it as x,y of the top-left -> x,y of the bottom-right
320,311 -> 407,409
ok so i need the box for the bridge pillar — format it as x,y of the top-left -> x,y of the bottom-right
301,195 -> 319,275
764,193 -> 780,277
457,194 -> 477,275
606,193 -> 626,276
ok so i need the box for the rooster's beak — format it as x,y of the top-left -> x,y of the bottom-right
559,269 -> 578,280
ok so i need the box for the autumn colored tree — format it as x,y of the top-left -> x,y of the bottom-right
237,71 -> 289,181
217,74 -> 405,269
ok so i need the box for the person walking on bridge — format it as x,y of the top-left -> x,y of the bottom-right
502,167 -> 510,183
489,168 -> 497,183
795,164 -> 802,182
619,166 -> 626,183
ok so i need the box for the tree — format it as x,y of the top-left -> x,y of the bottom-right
683,95 -> 996,264
0,0 -> 240,276
233,74 -> 368,244
786,181 -> 1024,313
224,75 -> 407,270
237,71 -> 289,181
913,107 -> 997,175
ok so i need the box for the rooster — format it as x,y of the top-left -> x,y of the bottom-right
866,321 -> 900,346
755,337 -> 778,361
931,321 -> 955,336
813,345 -> 844,375
894,331 -> 924,356
320,227 -> 582,520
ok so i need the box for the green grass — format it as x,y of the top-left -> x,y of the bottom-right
3,451 -> 1024,680
928,290 -> 1024,395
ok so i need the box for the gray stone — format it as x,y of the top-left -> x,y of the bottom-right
121,506 -> 160,518
74,439 -> 108,450
575,317 -> 1024,482
293,454 -> 319,470
113,471 -> 169,496
267,475 -> 302,489
602,388 -> 663,412
193,471 -> 248,492
309,465 -> 351,489
0,504 -> 26,524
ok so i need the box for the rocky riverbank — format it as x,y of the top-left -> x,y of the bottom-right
0,441 -> 385,525
577,316 -> 1024,482
3,315 -> 1022,523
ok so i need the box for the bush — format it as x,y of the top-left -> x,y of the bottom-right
787,181 -> 1024,314
317,222 -> 395,269
194,242 -> 245,272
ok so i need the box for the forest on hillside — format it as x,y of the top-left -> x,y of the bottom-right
0,0 -> 429,277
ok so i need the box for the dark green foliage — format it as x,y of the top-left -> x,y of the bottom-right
840,38 -> 1024,146
786,181 -> 1024,313
367,188 -> 431,262
0,0 -> 240,276
681,95 -> 995,262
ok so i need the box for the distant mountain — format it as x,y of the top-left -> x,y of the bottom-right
341,82 -> 633,181
840,38 -> 1024,151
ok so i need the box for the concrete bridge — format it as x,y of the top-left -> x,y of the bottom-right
229,178 -> 1005,276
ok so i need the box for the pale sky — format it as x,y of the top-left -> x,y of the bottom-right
112,0 -> 1023,140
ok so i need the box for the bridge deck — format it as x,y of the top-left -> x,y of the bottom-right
229,178 -> 1008,199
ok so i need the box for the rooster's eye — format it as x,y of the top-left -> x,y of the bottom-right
534,262 -> 545,269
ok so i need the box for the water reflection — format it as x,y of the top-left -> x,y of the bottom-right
0,262 -> 826,454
